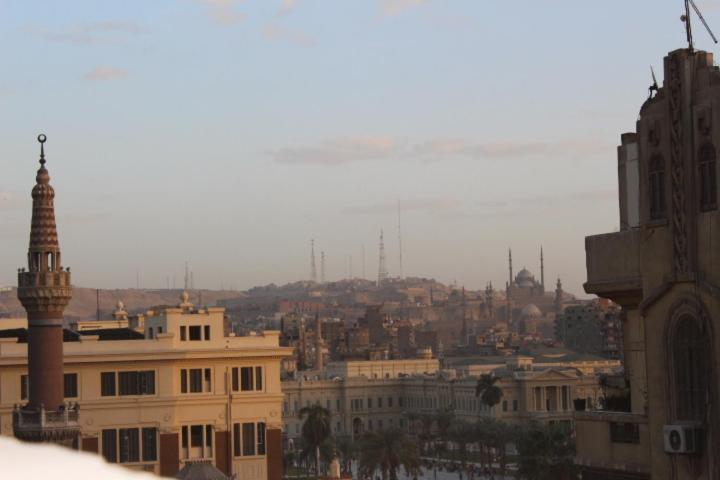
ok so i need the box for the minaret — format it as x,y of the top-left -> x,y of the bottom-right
314,313 -> 324,371
14,135 -> 79,446
555,277 -> 564,315
485,282 -> 495,322
310,239 -> 317,282
540,246 -> 545,294
377,230 -> 388,286
508,248 -> 513,286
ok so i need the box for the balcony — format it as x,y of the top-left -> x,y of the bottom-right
13,403 -> 81,445
584,230 -> 642,305
575,411 -> 650,477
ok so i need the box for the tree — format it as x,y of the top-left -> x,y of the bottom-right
334,435 -> 356,475
358,429 -> 421,480
475,374 -> 503,410
299,404 -> 332,478
448,421 -> 475,473
516,422 -> 576,480
434,407 -> 455,442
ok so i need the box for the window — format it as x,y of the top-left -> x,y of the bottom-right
257,423 -> 266,454
388,397 -> 393,408
189,326 -> 202,341
102,428 -> 157,464
399,397 -> 404,408
102,429 -> 118,463
673,315 -> 709,421
232,366 -> 263,392
699,143 -> 717,211
610,422 -> 640,444
513,399 -> 518,412
181,424 -> 213,459
336,399 -> 341,411
64,373 -> 78,398
118,371 -> 155,396
180,326 -> 187,341
378,397 -> 383,408
20,375 -> 28,401
204,325 -> 211,340
368,398 -> 372,409
649,155 -> 666,220
101,372 -> 116,396
190,425 -> 203,447
242,423 -> 255,455
502,400 -> 508,412
148,327 -> 154,339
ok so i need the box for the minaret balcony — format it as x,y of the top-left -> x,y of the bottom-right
18,270 -> 71,288
13,403 -> 80,445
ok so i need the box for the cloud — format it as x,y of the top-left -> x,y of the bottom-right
343,197 -> 463,214
31,21 -> 147,45
263,24 -> 314,46
270,136 -> 399,165
382,0 -> 428,16
83,67 -> 129,81
412,138 -> 611,160
277,0 -> 298,16
195,0 -> 245,26
270,136 -> 610,166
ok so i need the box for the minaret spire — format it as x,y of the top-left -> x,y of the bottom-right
310,239 -> 317,282
508,248 -> 513,286
15,134 -> 79,446
540,245 -> 545,292
378,230 -> 388,286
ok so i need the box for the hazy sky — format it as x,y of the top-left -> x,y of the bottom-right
1,0 -> 717,295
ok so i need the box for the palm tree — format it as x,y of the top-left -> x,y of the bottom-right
516,422 -> 575,480
448,421 -> 475,477
299,404 -> 332,478
475,373 -> 503,411
358,429 -> 421,480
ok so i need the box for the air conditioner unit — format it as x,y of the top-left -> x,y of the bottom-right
663,425 -> 702,454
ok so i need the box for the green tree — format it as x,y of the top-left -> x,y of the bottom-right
334,435 -> 356,475
299,404 -> 332,478
475,374 -> 504,411
434,407 -> 455,441
448,421 -> 475,472
516,422 -> 576,480
358,429 -> 421,480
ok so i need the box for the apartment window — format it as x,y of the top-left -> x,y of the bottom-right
609,422 -> 640,444
255,366 -> 263,390
388,397 -> 393,408
513,399 -> 518,412
102,427 -> 157,464
20,375 -> 28,401
699,143 -> 717,211
180,326 -> 187,341
64,373 -> 78,398
189,326 -> 202,341
180,368 -> 209,394
378,397 -> 383,408
242,423 -> 255,455
233,422 -> 266,457
502,400 -> 508,412
649,155 -> 666,221
204,325 -> 211,340
399,397 -> 404,408
118,371 -> 155,396
336,399 -> 341,411
101,372 -> 116,396
367,398 -> 373,409
158,326 -> 163,334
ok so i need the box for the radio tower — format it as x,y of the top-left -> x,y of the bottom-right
310,239 -> 317,282
398,200 -> 404,279
377,230 -> 388,286
320,251 -> 326,283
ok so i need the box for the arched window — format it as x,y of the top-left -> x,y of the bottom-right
673,315 -> 709,421
649,155 -> 666,220
699,143 -> 717,211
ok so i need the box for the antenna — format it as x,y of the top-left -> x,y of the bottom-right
398,200 -> 403,280
683,0 -> 718,50
649,66 -> 659,99
310,239 -> 317,282
320,251 -> 326,284
378,230 -> 388,286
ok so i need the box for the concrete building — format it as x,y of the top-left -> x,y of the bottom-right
578,48 -> 720,479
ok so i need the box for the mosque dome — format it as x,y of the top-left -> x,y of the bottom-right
516,268 -> 535,288
521,303 -> 542,318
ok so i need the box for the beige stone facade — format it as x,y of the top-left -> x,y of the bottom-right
0,299 -> 292,479
579,49 -> 720,479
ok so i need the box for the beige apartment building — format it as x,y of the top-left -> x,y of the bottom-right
282,356 -> 604,443
0,296 -> 292,479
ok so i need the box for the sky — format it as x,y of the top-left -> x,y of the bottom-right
1,0 -> 718,296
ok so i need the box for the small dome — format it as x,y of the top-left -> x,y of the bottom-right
521,303 -> 542,318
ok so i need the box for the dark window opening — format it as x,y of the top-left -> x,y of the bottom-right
102,429 -> 118,463
204,325 -> 210,340
649,155 -> 667,221
255,366 -> 263,391
190,425 -> 203,447
180,326 -> 187,341
189,326 -> 202,341
674,315 -> 709,421
64,373 -> 78,398
242,423 -> 255,456
699,143 -> 717,211
240,367 -> 254,391
101,372 -> 116,396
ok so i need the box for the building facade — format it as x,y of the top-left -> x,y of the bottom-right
579,48 -> 720,479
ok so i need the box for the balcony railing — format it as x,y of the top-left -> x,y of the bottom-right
13,403 -> 81,442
